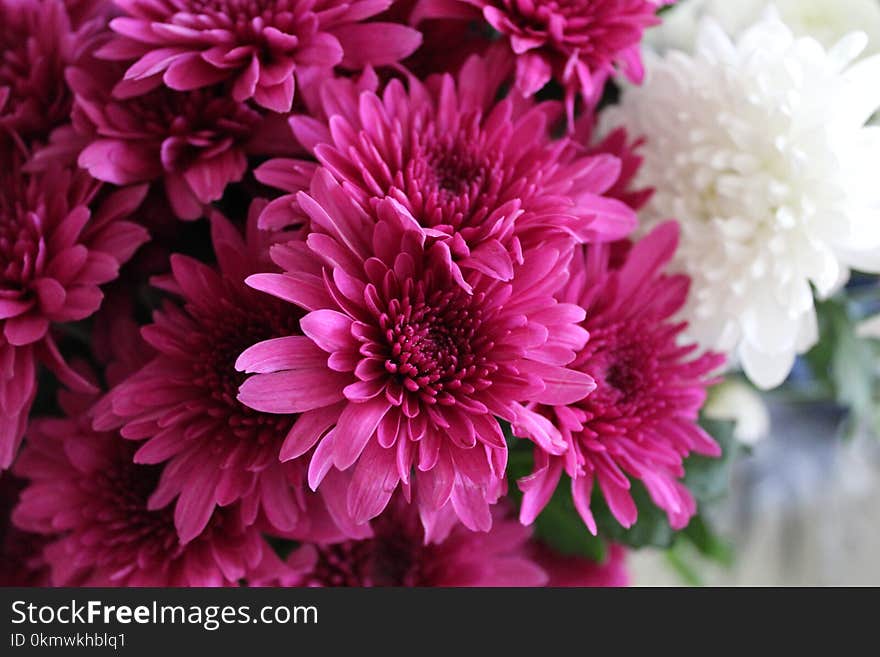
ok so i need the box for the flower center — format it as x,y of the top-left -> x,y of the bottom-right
188,289 -> 300,436
106,89 -> 258,173
306,514 -> 429,586
604,352 -> 647,399
170,0 -> 306,41
576,319 -> 662,418
89,441 -> 181,555
379,283 -> 496,402
403,119 -> 504,235
426,139 -> 488,198
84,436 -> 235,568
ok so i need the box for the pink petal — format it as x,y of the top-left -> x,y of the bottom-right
0,298 -> 34,320
300,309 -> 354,353
334,23 -> 422,68
164,53 -> 231,90
346,439 -> 399,523
237,370 -> 347,413
253,76 -> 295,113
235,335 -> 328,374
279,402 -> 344,461
515,52 -> 553,97
331,396 -> 391,470
3,314 -> 49,346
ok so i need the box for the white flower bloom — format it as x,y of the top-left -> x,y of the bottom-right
649,0 -> 880,57
604,12 -> 880,388
703,380 -> 770,446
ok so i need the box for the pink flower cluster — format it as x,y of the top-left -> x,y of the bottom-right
1,0 -> 716,588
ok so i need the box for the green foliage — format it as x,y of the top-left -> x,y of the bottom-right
591,480 -> 675,549
500,416 -> 738,572
534,482 -> 608,562
684,418 -> 739,504
804,296 -> 878,435
502,419 -> 609,561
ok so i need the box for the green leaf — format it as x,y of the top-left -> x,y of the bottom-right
532,482 -> 608,562
806,297 -> 876,426
501,417 -> 738,561
680,515 -> 734,567
500,426 -> 608,561
665,542 -> 704,587
684,418 -> 738,503
591,481 -> 676,549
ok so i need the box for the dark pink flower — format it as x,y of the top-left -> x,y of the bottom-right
97,0 -> 422,112
519,222 -> 724,533
13,409 -> 289,586
91,206 -> 340,543
0,0 -> 98,153
258,50 -> 636,268
236,169 -> 595,532
0,155 -> 149,470
412,0 -> 661,118
65,62 -> 293,220
530,542 -> 628,586
271,494 -> 547,586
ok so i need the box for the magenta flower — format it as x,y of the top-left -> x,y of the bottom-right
66,63 -> 285,220
91,207 -> 333,543
13,412 -> 288,586
0,156 -> 149,470
258,51 -> 636,267
519,222 -> 724,533
530,542 -> 628,587
236,170 -> 595,532
412,0 -> 661,116
269,494 -> 547,586
97,0 -> 422,112
0,0 -> 98,152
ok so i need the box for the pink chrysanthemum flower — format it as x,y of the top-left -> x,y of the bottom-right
91,207 -> 329,543
271,495 -> 547,586
236,170 -> 595,532
0,0 -> 98,152
258,51 -> 636,269
0,156 -> 148,470
519,222 -> 724,533
65,63 -> 291,220
530,542 -> 628,587
13,410 -> 288,586
97,0 -> 422,112
412,0 -> 661,117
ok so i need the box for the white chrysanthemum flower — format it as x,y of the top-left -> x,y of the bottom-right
649,0 -> 880,57
604,11 -> 880,388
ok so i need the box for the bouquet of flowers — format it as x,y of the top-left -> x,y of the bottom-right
2,0 -> 880,587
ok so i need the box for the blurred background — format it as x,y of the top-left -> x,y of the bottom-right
632,397 -> 880,585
